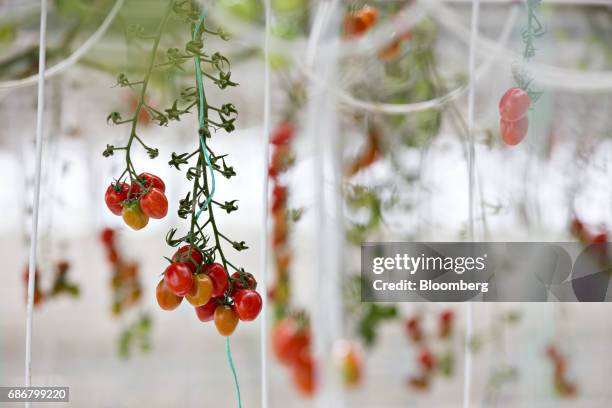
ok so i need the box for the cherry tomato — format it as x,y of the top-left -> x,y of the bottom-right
105,182 -> 129,215
268,144 -> 293,178
499,87 -> 531,122
100,228 -> 115,246
172,245 -> 204,273
335,341 -> 362,387
270,122 -> 294,145
156,279 -> 183,311
233,289 -> 262,321
140,188 -> 168,219
405,317 -> 423,342
131,172 -> 165,195
186,273 -> 213,306
164,262 -> 194,296
292,351 -> 316,396
204,263 -> 229,297
122,202 -> 149,230
230,271 -> 257,293
214,305 -> 239,336
195,297 -> 220,322
344,6 -> 378,38
418,348 -> 436,372
272,318 -> 310,366
500,116 -> 528,146
271,184 -> 287,212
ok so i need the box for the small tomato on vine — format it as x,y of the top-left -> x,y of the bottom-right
122,202 -> 149,230
105,182 -> 129,215
164,262 -> 194,296
140,188 -> 168,219
214,304 -> 239,336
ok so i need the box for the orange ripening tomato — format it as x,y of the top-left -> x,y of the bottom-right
156,279 -> 183,310
344,6 -> 379,38
122,202 -> 149,230
292,351 -> 316,396
214,305 -> 239,336
186,273 -> 213,306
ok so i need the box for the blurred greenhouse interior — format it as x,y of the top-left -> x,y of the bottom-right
1,0 -> 612,406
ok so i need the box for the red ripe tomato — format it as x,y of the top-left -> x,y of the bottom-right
195,297 -> 220,322
164,262 -> 194,296
272,318 -> 310,366
292,352 -> 316,396
230,271 -> 257,293
418,349 -> 436,372
140,188 -> 168,219
105,182 -> 129,215
271,184 -> 287,212
233,289 -> 262,321
122,202 -> 149,230
500,116 -> 528,146
172,245 -> 204,273
156,279 -> 183,311
214,305 -> 239,336
203,263 -> 229,297
270,123 -> 294,145
499,87 -> 531,122
100,228 -> 115,246
130,172 -> 165,196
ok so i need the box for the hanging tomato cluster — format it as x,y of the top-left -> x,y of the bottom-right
100,228 -> 143,316
273,313 -> 316,396
22,261 -> 79,308
404,309 -> 456,390
104,172 -> 168,230
156,244 -> 262,336
343,5 -> 378,38
268,122 -> 296,320
546,344 -> 578,397
498,87 -> 531,146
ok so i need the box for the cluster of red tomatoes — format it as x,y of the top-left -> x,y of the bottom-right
405,309 -> 455,390
104,172 -> 168,230
100,228 -> 143,316
22,261 -> 79,307
268,122 -> 295,313
499,87 -> 531,146
344,5 -> 378,38
272,314 -> 316,396
156,245 -> 262,336
571,217 -> 608,245
546,345 -> 578,397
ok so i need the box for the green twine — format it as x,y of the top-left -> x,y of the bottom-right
226,336 -> 243,408
193,13 -> 216,220
193,11 -> 241,408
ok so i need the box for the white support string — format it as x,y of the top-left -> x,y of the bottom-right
260,0 -> 271,407
25,0 -> 48,405
0,0 -> 124,91
463,0 -> 480,407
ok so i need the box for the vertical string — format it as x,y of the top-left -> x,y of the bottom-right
25,1 -> 48,405
464,1 -> 480,408
192,12 -> 216,218
260,0 -> 272,407
225,337 -> 243,408
193,9 -> 240,408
